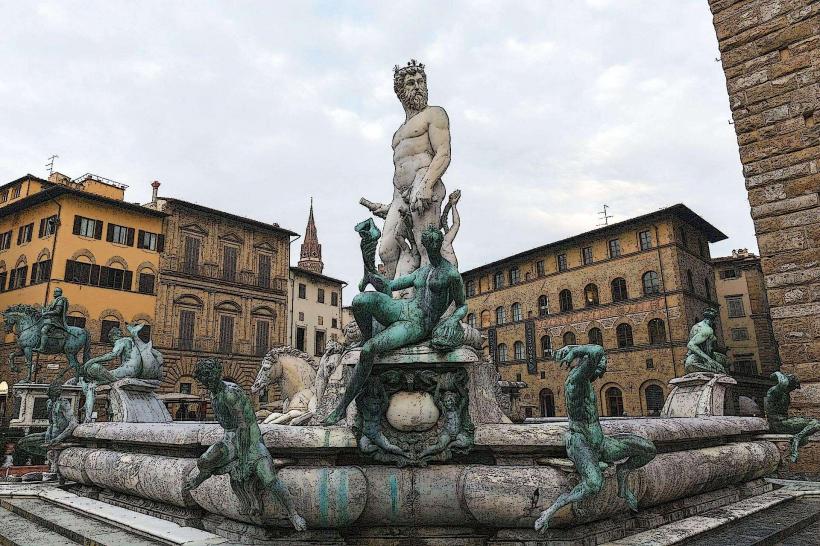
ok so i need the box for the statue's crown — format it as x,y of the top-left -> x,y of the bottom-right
394,59 -> 425,75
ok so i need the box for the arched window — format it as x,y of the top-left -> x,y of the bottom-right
642,271 -> 661,295
540,388 -> 556,417
606,387 -> 625,416
584,283 -> 599,306
511,302 -> 522,322
588,327 -> 603,346
611,278 -> 628,302
495,306 -> 506,325
540,335 -> 552,357
563,331 -> 577,346
480,310 -> 491,328
559,289 -> 573,312
493,271 -> 504,290
645,384 -> 664,416
648,318 -> 666,344
466,313 -> 476,328
704,278 -> 712,301
538,295 -> 549,317
514,341 -> 525,360
509,267 -> 520,285
616,323 -> 634,348
497,343 -> 508,362
686,270 -> 694,291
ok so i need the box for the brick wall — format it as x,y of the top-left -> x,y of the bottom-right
709,0 -> 820,412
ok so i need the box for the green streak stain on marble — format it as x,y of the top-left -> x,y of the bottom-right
337,469 -> 349,526
323,429 -> 330,447
318,468 -> 329,526
388,473 -> 399,519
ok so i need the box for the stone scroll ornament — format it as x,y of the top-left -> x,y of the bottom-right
765,371 -> 820,463
183,358 -> 307,531
684,308 -> 728,374
535,344 -> 656,532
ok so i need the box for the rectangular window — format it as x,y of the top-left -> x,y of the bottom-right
257,254 -> 271,288
39,215 -> 58,238
734,360 -> 756,375
178,310 -> 196,350
218,315 -> 234,354
726,296 -> 745,318
582,246 -> 593,265
107,223 -> 134,246
509,268 -> 520,285
99,267 -> 132,290
65,260 -> 131,290
11,185 -> 21,199
100,319 -> 119,343
719,268 -> 739,279
8,266 -> 27,290
731,327 -> 750,341
255,320 -> 270,356
296,326 -> 306,352
331,291 -> 338,306
536,260 -> 545,277
222,246 -> 237,282
639,230 -> 652,251
315,330 -> 326,356
332,318 -> 338,328
608,239 -> 621,258
183,236 -> 200,274
138,272 -> 156,294
0,230 -> 11,250
317,288 -> 325,303
318,316 -> 324,326
73,216 -> 103,239
179,383 -> 192,395
646,358 -> 654,370
137,230 -> 163,251
30,260 -> 52,285
66,315 -> 86,329
17,223 -> 33,245
0,189 -> 7,202
466,280 -> 476,297
298,283 -> 306,299
557,253 -> 567,272
298,311 -> 304,321
0,271 -> 6,292
493,272 -> 504,290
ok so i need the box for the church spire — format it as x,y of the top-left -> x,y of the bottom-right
298,197 -> 324,274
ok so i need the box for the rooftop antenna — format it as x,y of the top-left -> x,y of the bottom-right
597,204 -> 613,227
45,155 -> 58,176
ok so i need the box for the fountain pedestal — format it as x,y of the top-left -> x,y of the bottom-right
661,372 -> 737,417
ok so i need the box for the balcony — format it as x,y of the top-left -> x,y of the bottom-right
164,259 -> 286,294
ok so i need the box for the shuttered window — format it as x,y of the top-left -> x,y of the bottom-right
218,315 -> 234,354
107,223 -> 135,246
222,246 -> 237,282
183,237 -> 200,274
65,260 -> 132,291
73,216 -> 103,239
178,310 -> 196,350
255,320 -> 270,356
257,254 -> 271,288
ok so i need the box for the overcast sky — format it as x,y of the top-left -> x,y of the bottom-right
0,1 -> 757,303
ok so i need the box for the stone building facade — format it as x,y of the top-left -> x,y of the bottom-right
462,204 -> 726,420
147,186 -> 296,413
287,201 -> 345,357
709,0 -> 820,413
714,249 -> 780,377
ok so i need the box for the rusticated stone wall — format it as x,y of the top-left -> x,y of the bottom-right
709,0 -> 820,411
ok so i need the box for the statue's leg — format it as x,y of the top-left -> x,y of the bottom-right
535,433 -> 603,533
24,347 -> 34,382
602,434 -> 656,511
379,199 -> 404,279
256,456 -> 307,531
186,441 -> 231,490
782,417 -> 820,462
351,291 -> 402,341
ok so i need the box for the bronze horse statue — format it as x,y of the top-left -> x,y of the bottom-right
2,304 -> 90,382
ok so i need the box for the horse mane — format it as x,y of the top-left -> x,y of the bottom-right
263,346 -> 319,371
3,304 -> 41,319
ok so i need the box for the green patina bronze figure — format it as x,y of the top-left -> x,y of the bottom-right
17,382 -> 78,476
765,371 -> 820,463
535,344 -> 656,532
183,358 -> 306,531
3,300 -> 91,383
80,323 -> 163,423
322,224 -> 468,425
684,308 -> 728,374
418,370 -> 473,461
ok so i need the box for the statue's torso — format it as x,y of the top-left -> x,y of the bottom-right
392,108 -> 438,193
566,375 -> 603,445
409,263 -> 455,328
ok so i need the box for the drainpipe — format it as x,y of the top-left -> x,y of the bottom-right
653,224 -> 676,378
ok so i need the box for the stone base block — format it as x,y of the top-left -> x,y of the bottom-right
97,378 -> 172,423
9,383 -> 83,429
661,373 -> 737,417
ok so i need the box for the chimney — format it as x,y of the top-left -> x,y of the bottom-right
151,180 -> 160,204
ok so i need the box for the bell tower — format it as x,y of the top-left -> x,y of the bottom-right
297,198 -> 324,274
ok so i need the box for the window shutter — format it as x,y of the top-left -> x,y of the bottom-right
38,218 -> 45,238
94,220 -> 103,240
90,264 -> 101,286
157,234 -> 165,253
16,228 -> 22,245
137,230 -> 145,249
123,270 -> 133,291
20,266 -> 27,287
73,216 -> 82,235
30,263 -> 38,283
126,227 -> 135,247
65,260 -> 74,282
106,224 -> 114,242
8,270 -> 15,289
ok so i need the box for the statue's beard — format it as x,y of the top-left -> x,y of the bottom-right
400,88 -> 428,112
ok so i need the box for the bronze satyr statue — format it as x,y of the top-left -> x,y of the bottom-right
535,345 -> 656,532
765,371 -> 820,463
183,358 -> 306,531
684,308 -> 728,374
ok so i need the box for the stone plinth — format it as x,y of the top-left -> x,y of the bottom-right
661,373 -> 737,417
96,379 -> 172,423
9,383 -> 83,429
